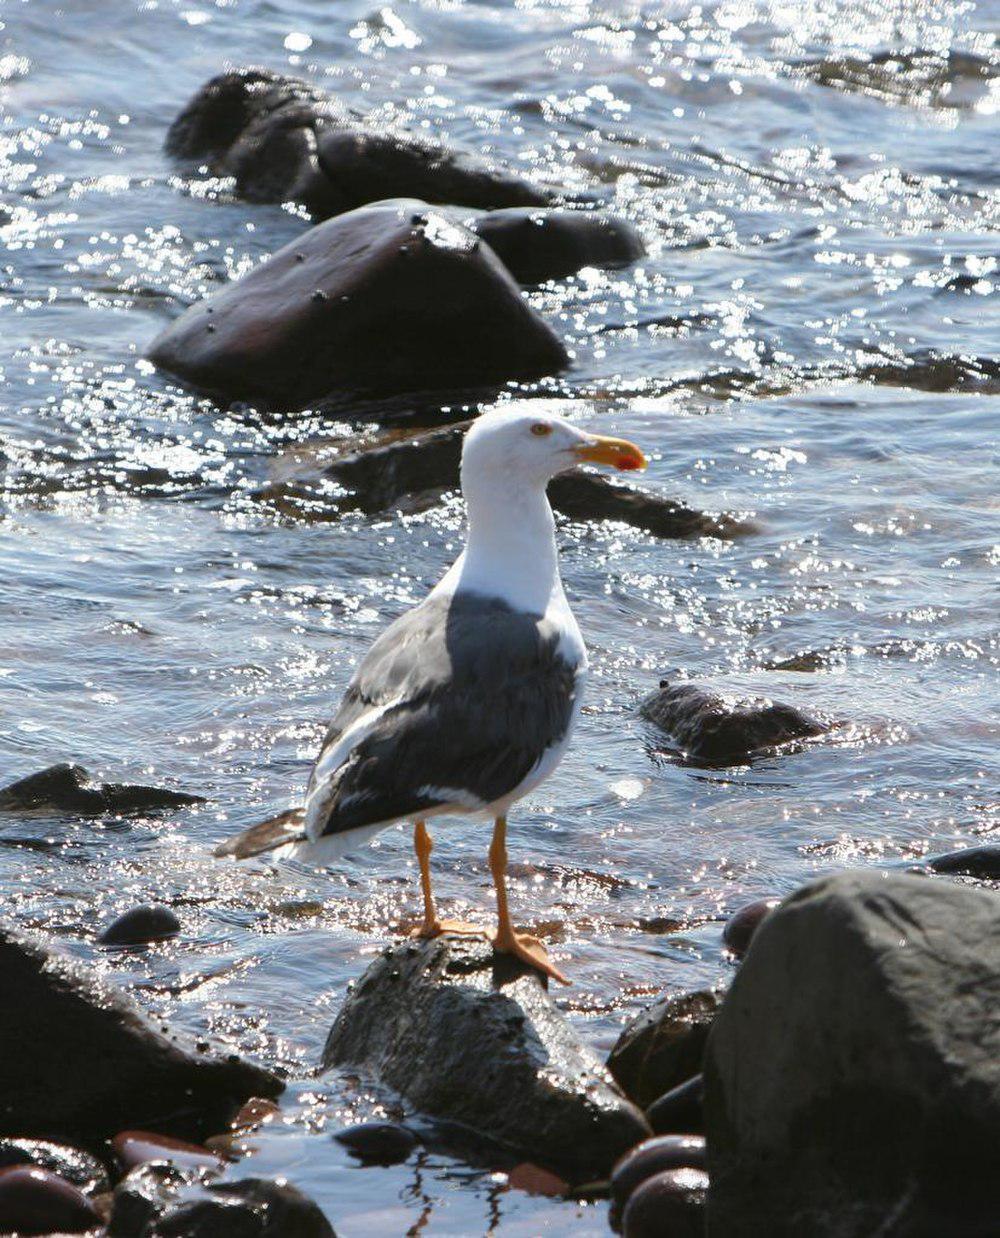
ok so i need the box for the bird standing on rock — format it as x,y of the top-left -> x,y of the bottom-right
215,405 -> 646,984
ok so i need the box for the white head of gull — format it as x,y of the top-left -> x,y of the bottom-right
216,403 -> 646,984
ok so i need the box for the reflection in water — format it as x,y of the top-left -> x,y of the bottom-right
1,0 -> 999,1231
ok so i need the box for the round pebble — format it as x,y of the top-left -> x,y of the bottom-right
622,1167 -> 709,1238
333,1121 -> 418,1166
647,1074 -> 704,1135
0,1165 -> 99,1235
722,898 -> 781,957
611,1135 -> 707,1213
97,904 -> 181,947
112,1130 -> 223,1173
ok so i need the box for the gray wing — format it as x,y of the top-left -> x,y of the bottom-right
306,591 -> 580,837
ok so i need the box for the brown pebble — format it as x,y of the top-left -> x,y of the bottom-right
622,1167 -> 708,1238
112,1130 -> 223,1173
722,898 -> 781,957
232,1096 -> 280,1131
507,1162 -> 567,1197
0,1165 -> 99,1235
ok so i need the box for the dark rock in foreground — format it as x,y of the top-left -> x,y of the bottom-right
705,871 -> 1000,1237
641,680 -> 827,765
146,1176 -> 335,1237
322,935 -> 649,1181
608,988 -> 722,1109
926,845 -> 1000,881
294,420 -> 749,539
98,906 -> 182,948
167,68 -> 551,216
0,923 -> 282,1148
148,201 -> 567,407
622,1167 -> 708,1238
0,764 -> 203,815
0,1164 -> 99,1235
0,1138 -> 109,1195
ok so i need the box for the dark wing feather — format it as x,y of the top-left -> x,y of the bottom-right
307,591 -> 580,838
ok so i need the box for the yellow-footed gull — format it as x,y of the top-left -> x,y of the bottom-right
215,404 -> 646,983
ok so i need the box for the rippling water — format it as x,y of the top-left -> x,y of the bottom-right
1,0 -> 998,1231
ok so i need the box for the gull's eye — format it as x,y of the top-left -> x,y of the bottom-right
531,422 -> 552,437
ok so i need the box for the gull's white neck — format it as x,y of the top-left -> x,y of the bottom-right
435,470 -> 563,616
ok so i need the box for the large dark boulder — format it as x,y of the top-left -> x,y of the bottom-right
0,923 -> 282,1149
322,935 -> 649,1182
0,764 -> 203,815
608,989 -> 722,1109
640,680 -> 827,765
705,871 -> 1000,1237
261,419 -> 750,539
166,68 -> 550,216
148,201 -> 567,407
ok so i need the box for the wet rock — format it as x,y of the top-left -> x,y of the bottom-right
112,1131 -> 224,1174
460,207 -> 644,284
705,871 -> 1000,1236
322,935 -> 649,1181
640,680 -> 827,765
98,906 -> 181,948
106,1162 -> 208,1237
0,1139 -> 108,1195
166,69 -> 551,217
333,1122 -> 418,1166
926,845 -> 1000,881
229,1099 -> 279,1133
0,922 -> 282,1147
0,764 -> 204,815
611,1136 -> 707,1230
721,898 -> 781,957
148,202 -> 567,407
647,1075 -> 704,1136
506,1162 -> 568,1196
621,1167 -> 708,1238
148,1176 -> 335,1237
608,988 -> 722,1108
299,420 -> 749,539
0,1165 -> 100,1235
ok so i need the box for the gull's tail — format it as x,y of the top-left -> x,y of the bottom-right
214,807 -> 306,859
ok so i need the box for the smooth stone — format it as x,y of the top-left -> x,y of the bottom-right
0,1140 -> 108,1195
146,1176 -> 335,1237
506,1162 -> 568,1197
607,988 -> 722,1108
106,1163 -> 207,1237
461,207 -> 644,284
0,922 -> 282,1147
647,1076 -> 704,1136
322,935 -> 650,1182
166,69 -> 551,217
332,1122 -> 418,1166
148,202 -> 567,408
304,420 -> 749,539
704,871 -> 1000,1236
640,680 -> 827,765
230,1098 -> 280,1133
611,1136 -> 707,1222
112,1131 -> 223,1173
621,1167 -> 709,1238
721,899 -> 781,958
926,845 -> 1000,880
98,906 -> 182,948
0,1166 -> 99,1235
0,764 -> 204,815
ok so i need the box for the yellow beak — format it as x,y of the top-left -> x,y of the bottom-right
573,434 -> 647,472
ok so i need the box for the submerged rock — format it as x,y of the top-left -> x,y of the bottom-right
98,906 -> 182,948
0,764 -> 203,815
640,680 -> 827,765
322,935 -> 649,1181
148,201 -> 567,407
0,1165 -> 100,1235
705,871 -> 1000,1236
332,1122 -> 418,1167
167,68 -> 551,216
106,1162 -> 208,1237
0,922 -> 282,1148
607,988 -> 722,1109
926,845 -> 1000,881
0,1139 -> 108,1195
621,1167 -> 708,1238
721,898 -> 781,957
139,1176 -> 335,1238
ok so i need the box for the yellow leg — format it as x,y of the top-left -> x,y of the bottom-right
409,820 -> 486,941
489,816 -> 570,985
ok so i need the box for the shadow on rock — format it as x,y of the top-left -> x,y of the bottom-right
322,934 -> 649,1182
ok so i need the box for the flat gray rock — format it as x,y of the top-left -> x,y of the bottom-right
323,935 -> 649,1181
705,871 -> 1000,1237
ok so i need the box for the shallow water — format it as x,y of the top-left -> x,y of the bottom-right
1,0 -> 998,1231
